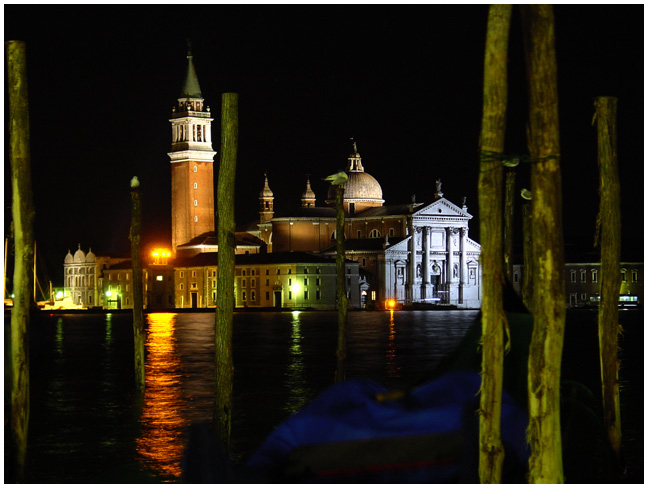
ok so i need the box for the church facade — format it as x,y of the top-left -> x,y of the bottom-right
249,147 -> 482,309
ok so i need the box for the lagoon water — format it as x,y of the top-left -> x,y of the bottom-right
7,309 -> 643,482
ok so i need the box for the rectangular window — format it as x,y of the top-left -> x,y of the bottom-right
581,293 -> 587,300
513,272 -> 519,283
191,282 -> 198,290
570,270 -> 577,283
265,279 -> 269,286
580,270 -> 586,282
265,291 -> 270,300
266,268 -> 270,275
304,290 -> 308,300
304,278 -> 308,286
304,267 -> 308,274
316,278 -> 321,286
288,291 -> 292,300
361,258 -> 366,267
316,290 -> 321,300
621,270 -> 627,282
242,279 -> 246,287
251,291 -> 256,301
277,269 -> 280,275
592,270 -> 598,283
389,228 -> 395,237
251,279 -> 256,287
371,291 -> 376,301
192,270 -> 196,278
180,271 -> 184,278
288,269 -> 292,274
242,291 -> 246,301
126,285 -> 130,291
242,269 -> 246,276
251,269 -> 255,276
126,273 -> 130,280
212,280 -> 216,288
180,283 -> 184,290
632,270 -> 638,282
357,230 -> 361,238
316,268 -> 321,274
289,278 -> 292,286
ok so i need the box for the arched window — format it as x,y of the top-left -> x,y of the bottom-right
369,229 -> 381,238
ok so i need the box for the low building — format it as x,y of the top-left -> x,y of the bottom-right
512,261 -> 643,308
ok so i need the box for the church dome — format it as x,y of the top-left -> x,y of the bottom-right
325,143 -> 384,208
86,248 -> 96,262
259,173 -> 273,198
64,250 -> 73,264
73,246 -> 86,263
326,171 -> 383,203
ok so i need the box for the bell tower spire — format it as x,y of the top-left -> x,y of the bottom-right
259,172 -> 274,223
168,45 -> 217,253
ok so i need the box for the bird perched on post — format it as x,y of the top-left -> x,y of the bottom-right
130,176 -> 140,188
324,171 -> 348,186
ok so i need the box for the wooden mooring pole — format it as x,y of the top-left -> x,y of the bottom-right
129,177 -> 145,395
334,185 -> 348,383
7,39 -> 35,483
521,5 -> 566,483
477,4 -> 511,483
215,92 -> 238,451
593,96 -> 623,470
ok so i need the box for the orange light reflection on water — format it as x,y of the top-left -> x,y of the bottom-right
135,313 -> 184,480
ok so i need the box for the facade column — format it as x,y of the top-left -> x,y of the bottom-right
407,218 -> 416,302
459,227 -> 466,305
446,227 -> 456,304
421,226 -> 431,301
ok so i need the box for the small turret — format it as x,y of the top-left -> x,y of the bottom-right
259,172 -> 274,223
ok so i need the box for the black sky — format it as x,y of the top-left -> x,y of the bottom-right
4,4 -> 644,286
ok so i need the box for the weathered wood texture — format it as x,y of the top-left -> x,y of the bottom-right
130,186 -> 145,394
214,92 -> 238,451
477,4 -> 511,483
594,96 -> 623,468
521,5 -> 566,483
334,185 -> 348,383
7,40 -> 35,483
504,169 -> 516,282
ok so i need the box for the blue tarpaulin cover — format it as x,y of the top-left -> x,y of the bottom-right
247,370 -> 529,482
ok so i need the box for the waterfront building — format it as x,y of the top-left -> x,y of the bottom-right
513,261 -> 644,308
94,251 -> 360,310
63,245 -> 127,307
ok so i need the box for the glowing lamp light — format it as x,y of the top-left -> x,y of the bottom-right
387,299 -> 396,309
291,283 -> 301,294
105,290 -> 113,297
55,291 -> 64,299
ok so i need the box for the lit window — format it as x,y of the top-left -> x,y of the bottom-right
194,182 -> 198,189
156,275 -> 163,281
194,216 -> 198,222
194,200 -> 198,206
193,166 -> 198,172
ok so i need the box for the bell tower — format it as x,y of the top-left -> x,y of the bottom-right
168,45 -> 216,252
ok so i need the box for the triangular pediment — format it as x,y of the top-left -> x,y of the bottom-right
413,198 -> 472,219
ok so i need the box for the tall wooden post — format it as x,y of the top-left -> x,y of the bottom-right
521,5 -> 566,483
593,96 -> 623,469
7,39 -> 35,483
503,169 -> 516,282
334,185 -> 348,383
129,178 -> 145,394
477,5 -> 511,483
214,92 -> 238,451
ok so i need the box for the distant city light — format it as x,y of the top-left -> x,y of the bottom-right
156,275 -> 164,281
152,248 -> 172,265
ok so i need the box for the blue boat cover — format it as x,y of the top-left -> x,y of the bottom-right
247,370 -> 529,483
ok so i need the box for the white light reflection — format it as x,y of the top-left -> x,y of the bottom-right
284,311 -> 311,414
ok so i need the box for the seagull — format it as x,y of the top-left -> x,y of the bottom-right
323,171 -> 348,185
521,188 -> 532,200
130,176 -> 140,188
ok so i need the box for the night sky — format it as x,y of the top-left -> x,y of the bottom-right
4,4 -> 644,287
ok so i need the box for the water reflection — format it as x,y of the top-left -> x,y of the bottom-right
283,311 -> 311,414
55,317 -> 64,357
386,310 -> 401,379
136,313 -> 184,480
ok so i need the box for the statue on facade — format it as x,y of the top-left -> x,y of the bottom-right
434,179 -> 443,198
